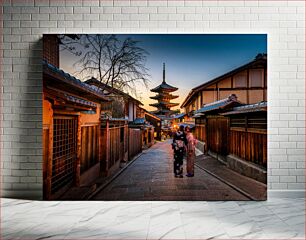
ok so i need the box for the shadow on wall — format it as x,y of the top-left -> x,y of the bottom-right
2,38 -> 44,200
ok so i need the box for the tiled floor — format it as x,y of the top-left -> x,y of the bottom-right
1,197 -> 304,239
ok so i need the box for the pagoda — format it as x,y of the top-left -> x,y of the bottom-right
149,63 -> 179,117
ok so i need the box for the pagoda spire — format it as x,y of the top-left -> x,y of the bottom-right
163,63 -> 165,83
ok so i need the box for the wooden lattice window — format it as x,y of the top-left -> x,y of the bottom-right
51,116 -> 77,194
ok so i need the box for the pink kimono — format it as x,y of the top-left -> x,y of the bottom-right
186,133 -> 197,176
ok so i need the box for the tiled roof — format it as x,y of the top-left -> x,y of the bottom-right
132,118 -> 146,125
85,77 -> 143,106
144,111 -> 161,121
195,94 -> 240,114
45,86 -> 98,109
65,94 -> 97,108
151,109 -> 174,115
43,60 -> 109,101
129,118 -> 155,129
150,93 -> 179,100
149,102 -> 179,107
221,101 -> 267,115
171,113 -> 186,119
100,116 -> 128,121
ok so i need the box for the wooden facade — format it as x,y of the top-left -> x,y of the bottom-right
43,35 -> 147,199
193,95 -> 241,162
194,117 -> 206,143
206,115 -> 229,161
43,62 -> 144,199
222,103 -> 267,167
180,54 -> 268,179
43,61 -> 110,199
181,54 -> 267,114
193,99 -> 267,178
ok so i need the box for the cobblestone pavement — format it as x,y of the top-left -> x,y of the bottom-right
93,140 -> 249,200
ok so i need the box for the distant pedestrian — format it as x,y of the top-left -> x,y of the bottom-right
172,125 -> 187,178
185,126 -> 197,177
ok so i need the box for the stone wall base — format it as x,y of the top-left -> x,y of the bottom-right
80,162 -> 101,187
227,154 -> 267,184
196,140 -> 205,154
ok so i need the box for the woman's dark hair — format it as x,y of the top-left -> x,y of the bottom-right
179,125 -> 185,131
185,126 -> 190,132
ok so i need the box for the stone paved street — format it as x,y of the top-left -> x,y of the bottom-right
93,140 -> 249,200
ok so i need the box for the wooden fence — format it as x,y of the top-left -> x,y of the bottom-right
80,124 -> 99,174
195,118 -> 206,143
109,126 -> 125,167
195,113 -> 267,169
128,128 -> 142,160
229,128 -> 267,167
195,125 -> 206,143
100,120 -> 128,175
206,116 -> 229,157
228,113 -> 267,167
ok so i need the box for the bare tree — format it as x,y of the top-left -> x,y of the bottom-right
59,34 -> 150,97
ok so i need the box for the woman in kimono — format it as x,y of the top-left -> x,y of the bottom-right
185,126 -> 197,177
172,125 -> 187,178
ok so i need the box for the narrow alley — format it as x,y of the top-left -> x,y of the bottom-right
92,140 -> 249,201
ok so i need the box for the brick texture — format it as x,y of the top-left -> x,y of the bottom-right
0,0 -> 305,199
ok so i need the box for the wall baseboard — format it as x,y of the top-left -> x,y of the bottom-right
1,189 -> 305,200
1,190 -> 42,200
268,190 -> 305,199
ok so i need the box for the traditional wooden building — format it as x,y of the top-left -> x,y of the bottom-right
193,94 -> 267,182
221,101 -> 267,183
136,107 -> 162,141
144,111 -> 162,141
150,63 -> 179,117
85,77 -> 143,122
43,61 -> 110,199
85,77 -> 144,165
193,94 -> 242,159
43,34 -> 144,199
181,54 -> 267,115
129,118 -> 155,149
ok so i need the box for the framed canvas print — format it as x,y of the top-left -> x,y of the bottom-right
42,34 -> 267,200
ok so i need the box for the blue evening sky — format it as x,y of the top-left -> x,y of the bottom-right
60,34 -> 267,111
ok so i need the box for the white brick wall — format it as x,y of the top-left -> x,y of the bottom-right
1,0 -> 305,199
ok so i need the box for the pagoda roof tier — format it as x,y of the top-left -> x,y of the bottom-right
150,94 -> 179,100
151,82 -> 178,92
151,109 -> 175,115
152,109 -> 173,115
149,102 -> 179,107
